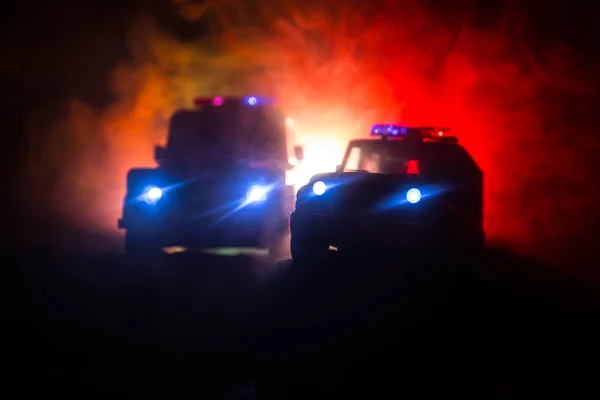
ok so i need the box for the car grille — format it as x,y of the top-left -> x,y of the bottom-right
335,181 -> 398,211
181,180 -> 239,208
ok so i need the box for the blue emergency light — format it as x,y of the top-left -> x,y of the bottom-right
371,124 -> 405,136
193,96 -> 276,107
243,96 -> 275,106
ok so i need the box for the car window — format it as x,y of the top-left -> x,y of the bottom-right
166,107 -> 286,159
343,146 -> 363,171
341,141 -> 478,178
368,147 -> 408,174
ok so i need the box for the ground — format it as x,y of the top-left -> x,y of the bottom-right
2,232 -> 599,397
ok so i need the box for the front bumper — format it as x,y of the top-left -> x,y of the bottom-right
120,205 -> 278,247
290,211 -> 439,249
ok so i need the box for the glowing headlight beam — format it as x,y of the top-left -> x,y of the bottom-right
406,188 -> 421,204
247,185 -> 268,203
312,181 -> 326,195
143,186 -> 163,204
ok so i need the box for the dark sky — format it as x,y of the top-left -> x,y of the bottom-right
3,0 -> 149,109
1,0 -> 190,181
3,0 -> 598,110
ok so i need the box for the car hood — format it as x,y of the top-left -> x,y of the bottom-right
162,162 -> 280,182
308,171 -> 422,187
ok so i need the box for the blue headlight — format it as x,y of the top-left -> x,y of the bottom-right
247,185 -> 268,202
406,188 -> 421,204
312,181 -> 326,195
142,186 -> 163,204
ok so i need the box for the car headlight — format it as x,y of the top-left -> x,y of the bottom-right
142,186 -> 163,204
406,188 -> 421,204
247,185 -> 268,203
312,181 -> 326,195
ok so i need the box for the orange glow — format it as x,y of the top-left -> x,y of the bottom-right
26,2 -> 600,272
290,134 -> 345,190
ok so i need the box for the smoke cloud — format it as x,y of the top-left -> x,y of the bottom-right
25,0 -> 600,275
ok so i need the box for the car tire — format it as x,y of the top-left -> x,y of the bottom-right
124,230 -> 163,258
290,235 -> 330,266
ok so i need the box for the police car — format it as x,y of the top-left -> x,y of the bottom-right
118,96 -> 303,256
289,124 -> 484,263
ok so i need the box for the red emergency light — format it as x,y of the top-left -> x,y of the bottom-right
420,126 -> 451,137
194,97 -> 225,106
406,160 -> 420,175
421,127 -> 458,143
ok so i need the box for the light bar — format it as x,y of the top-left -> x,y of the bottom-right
193,96 -> 276,107
371,124 -> 405,136
420,126 -> 458,143
370,124 -> 457,142
420,126 -> 452,137
242,96 -> 275,106
194,97 -> 226,106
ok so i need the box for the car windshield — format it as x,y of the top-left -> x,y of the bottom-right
166,105 -> 286,161
343,141 -> 477,178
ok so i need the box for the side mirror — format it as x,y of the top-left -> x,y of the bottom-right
293,145 -> 304,162
154,145 -> 167,162
335,164 -> 343,172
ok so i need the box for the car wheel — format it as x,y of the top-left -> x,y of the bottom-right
290,235 -> 330,266
124,230 -> 163,258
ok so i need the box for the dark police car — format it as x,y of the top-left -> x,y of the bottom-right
290,124 -> 484,263
118,96 -> 303,256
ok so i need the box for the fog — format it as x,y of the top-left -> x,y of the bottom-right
22,0 -> 600,275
